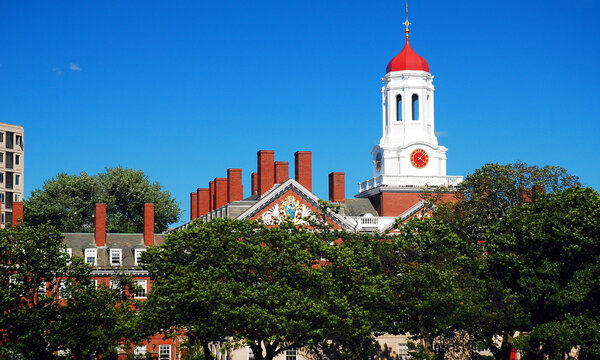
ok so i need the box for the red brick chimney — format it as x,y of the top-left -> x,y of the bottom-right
214,178 -> 228,209
227,168 -> 243,203
12,201 -> 23,227
197,188 -> 210,216
251,172 -> 258,196
209,180 -> 216,211
144,203 -> 154,246
258,150 -> 275,197
94,203 -> 106,247
295,151 -> 312,192
328,172 -> 345,203
190,192 -> 198,220
275,161 -> 289,184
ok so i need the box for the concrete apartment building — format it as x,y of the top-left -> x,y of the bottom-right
0,122 -> 24,227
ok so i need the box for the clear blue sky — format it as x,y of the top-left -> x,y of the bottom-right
1,0 -> 599,225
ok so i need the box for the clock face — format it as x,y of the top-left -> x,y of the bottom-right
410,149 -> 429,168
375,152 -> 383,172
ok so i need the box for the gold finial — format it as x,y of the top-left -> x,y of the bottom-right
403,3 -> 411,39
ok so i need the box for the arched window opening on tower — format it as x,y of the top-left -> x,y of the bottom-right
412,94 -> 419,120
396,95 -> 402,121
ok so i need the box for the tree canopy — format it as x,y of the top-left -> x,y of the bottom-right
0,223 -> 138,359
24,166 -> 181,233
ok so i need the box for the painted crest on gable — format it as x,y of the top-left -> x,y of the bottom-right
261,195 -> 313,225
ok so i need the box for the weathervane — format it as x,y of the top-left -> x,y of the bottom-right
403,3 -> 411,39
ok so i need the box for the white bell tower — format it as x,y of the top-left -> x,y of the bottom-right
359,11 -> 462,193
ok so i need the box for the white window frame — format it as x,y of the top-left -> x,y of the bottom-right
159,344 -> 171,360
110,248 -> 122,266
37,281 -> 46,297
58,280 -> 68,299
285,348 -> 297,360
134,345 -> 147,358
134,279 -> 147,298
134,248 -> 145,266
398,344 -> 411,360
110,279 -> 119,290
85,248 -> 97,266
92,279 -> 98,289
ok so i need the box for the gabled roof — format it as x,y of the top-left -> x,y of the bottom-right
237,178 -> 354,230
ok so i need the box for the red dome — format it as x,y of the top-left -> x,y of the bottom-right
386,38 -> 429,73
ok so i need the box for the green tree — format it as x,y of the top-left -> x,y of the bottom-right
487,187 -> 600,359
386,216 -> 482,359
25,166 -> 180,233
141,217 -> 392,360
426,162 -> 580,360
0,223 -> 138,359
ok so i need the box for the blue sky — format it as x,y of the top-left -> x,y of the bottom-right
1,0 -> 599,225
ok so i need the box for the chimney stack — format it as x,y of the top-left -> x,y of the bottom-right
190,192 -> 198,220
214,178 -> 228,209
209,180 -> 216,211
251,172 -> 258,196
227,168 -> 243,203
12,201 -> 23,227
197,188 -> 210,216
295,151 -> 312,192
94,203 -> 106,247
275,161 -> 289,184
328,172 -> 345,203
144,203 -> 154,246
258,150 -> 275,197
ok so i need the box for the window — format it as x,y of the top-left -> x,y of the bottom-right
0,174 -> 3,183
37,281 -> 46,297
85,248 -> 97,266
110,248 -> 122,266
15,155 -> 19,165
92,279 -> 98,289
58,280 -> 68,299
0,153 -> 3,162
134,279 -> 147,298
134,248 -> 145,266
134,345 -> 147,359
15,175 -> 19,186
398,344 -> 411,360
159,345 -> 171,360
412,94 -> 419,120
396,94 -> 403,121
0,133 -> 3,142
15,135 -> 22,146
286,349 -> 297,360
63,248 -> 72,264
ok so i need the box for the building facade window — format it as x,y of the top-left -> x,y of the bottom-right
0,174 -> 3,183
159,345 -> 171,360
15,135 -> 22,146
412,94 -> 419,120
58,280 -> 68,299
15,175 -> 20,186
110,248 -> 122,266
285,349 -> 298,360
0,133 -> 3,142
134,345 -> 147,359
134,248 -> 145,266
396,94 -> 403,121
134,279 -> 147,298
398,344 -> 411,360
85,248 -> 97,266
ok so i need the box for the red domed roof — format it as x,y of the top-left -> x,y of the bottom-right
386,38 -> 429,73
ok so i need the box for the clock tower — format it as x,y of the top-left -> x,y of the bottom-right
357,11 -> 463,217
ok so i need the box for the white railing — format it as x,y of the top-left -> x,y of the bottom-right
358,175 -> 463,192
360,217 -> 379,225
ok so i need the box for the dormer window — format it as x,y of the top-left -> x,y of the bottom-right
110,249 -> 122,266
134,248 -> 145,266
84,248 -> 97,266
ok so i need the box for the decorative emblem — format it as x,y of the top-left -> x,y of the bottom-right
261,195 -> 313,225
